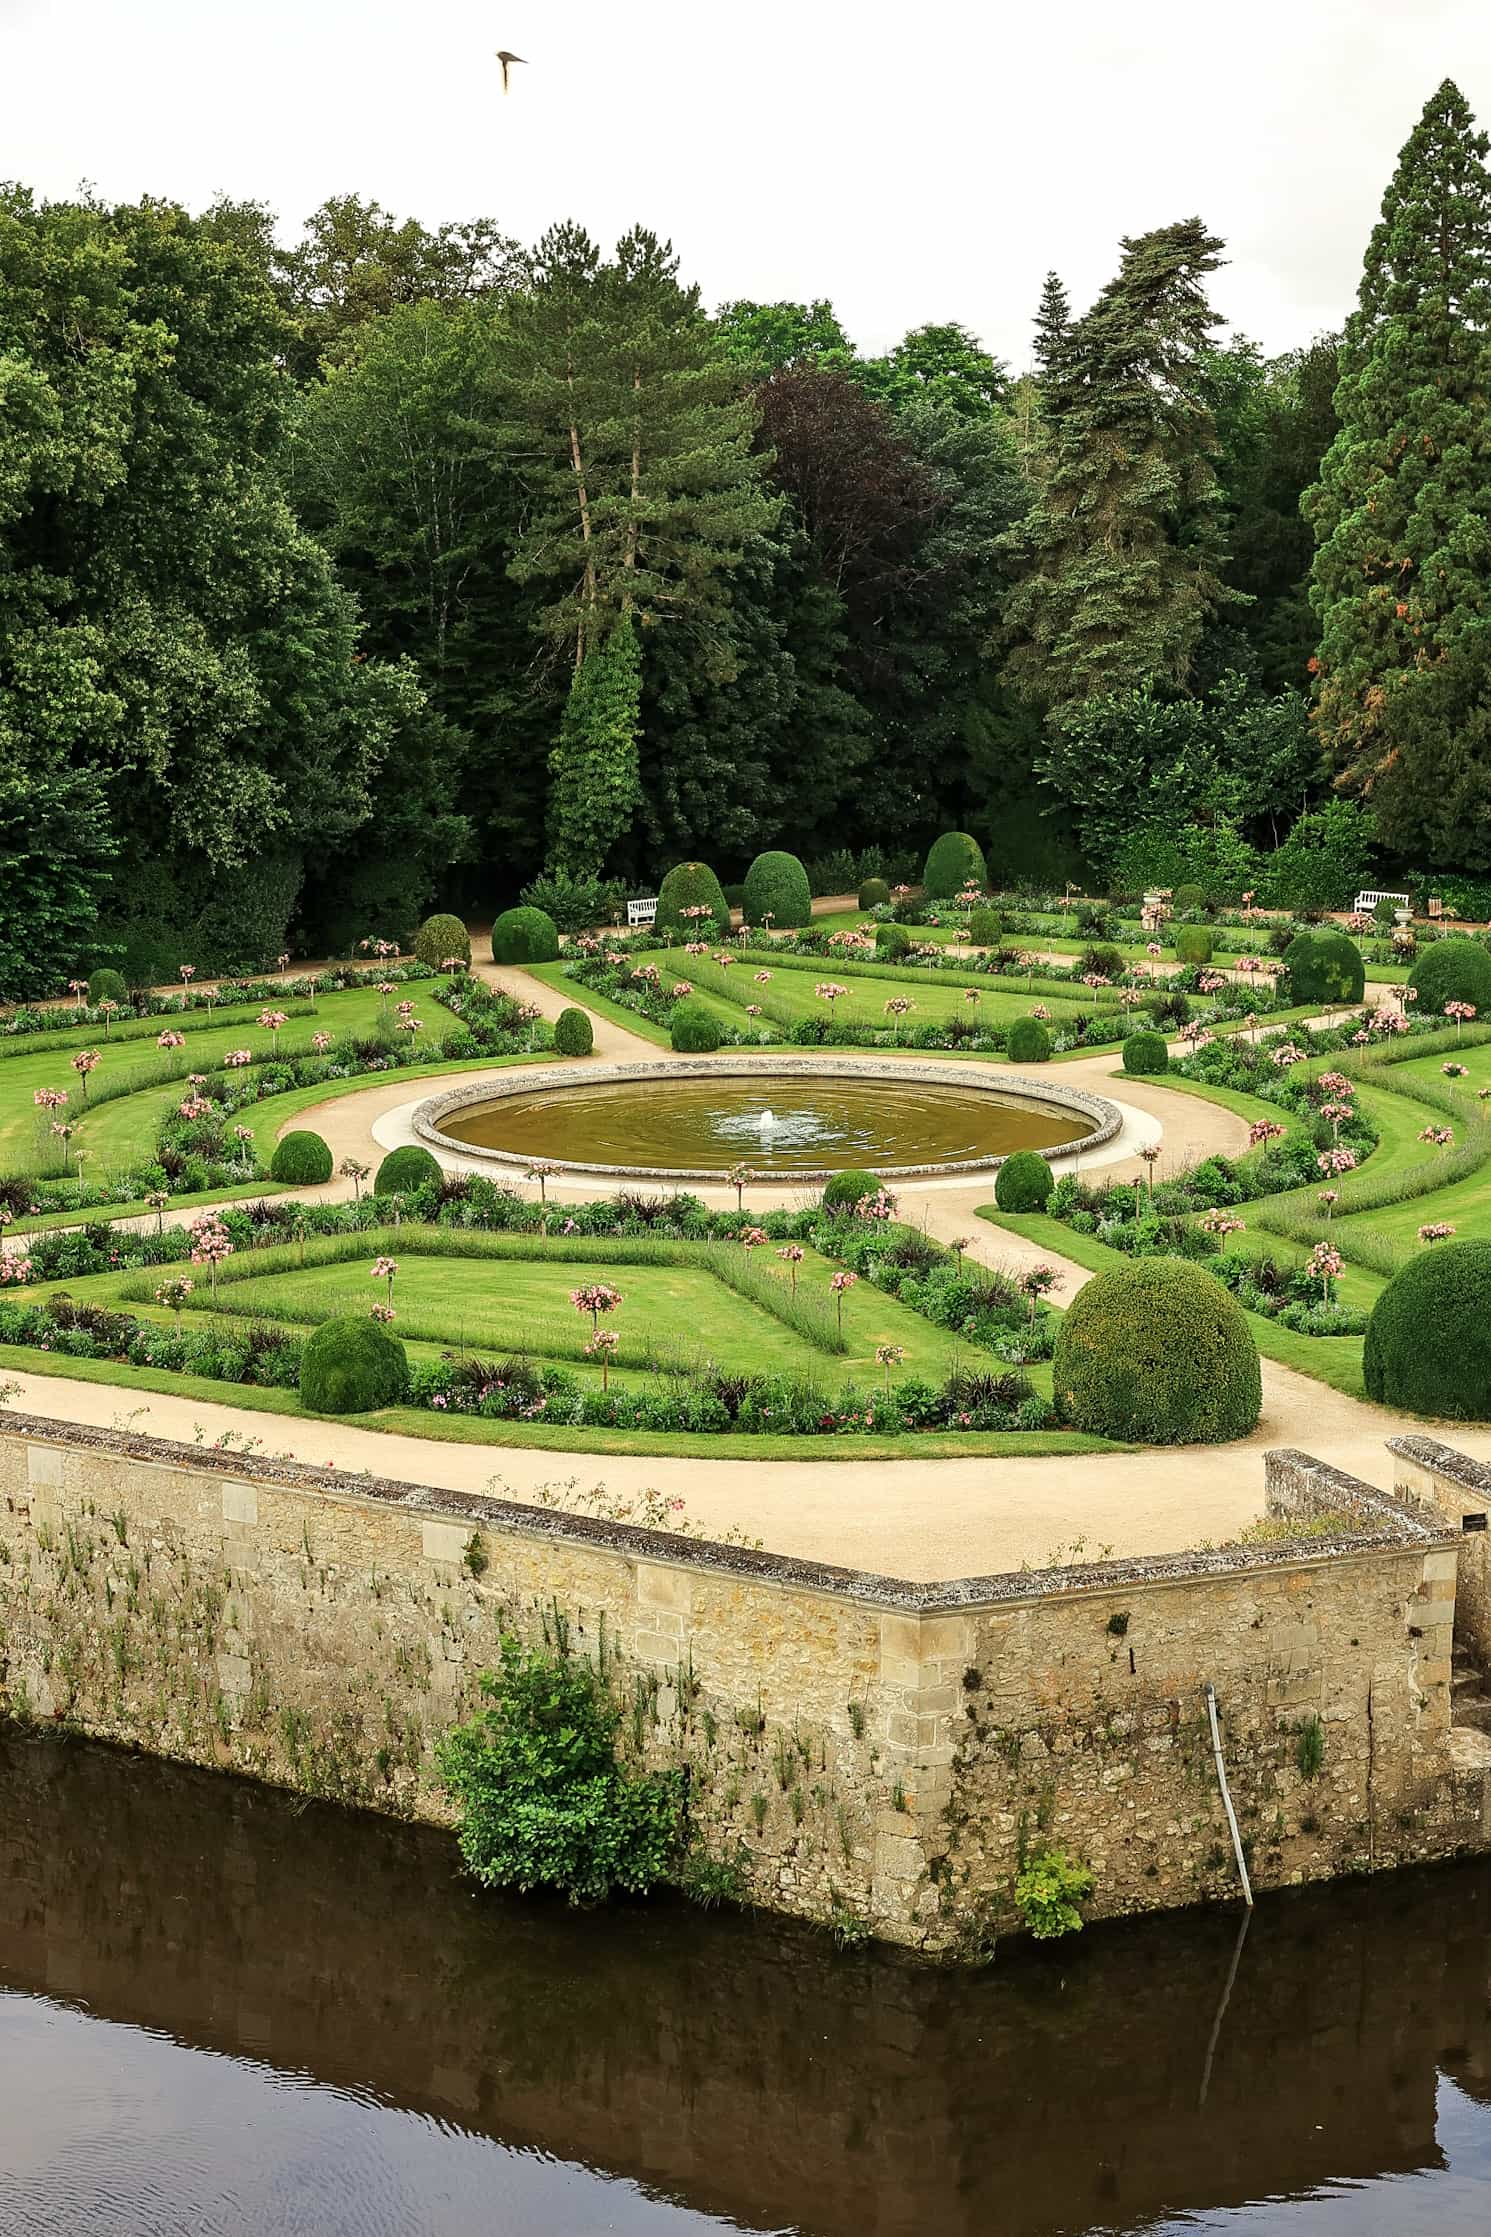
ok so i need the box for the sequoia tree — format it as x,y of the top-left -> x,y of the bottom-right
1001,218 -> 1239,715
1304,79 -> 1491,793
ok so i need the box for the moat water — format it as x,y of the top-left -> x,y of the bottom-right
3,1731 -> 1491,2236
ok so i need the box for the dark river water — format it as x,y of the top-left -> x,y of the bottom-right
2,1733 -> 1491,2237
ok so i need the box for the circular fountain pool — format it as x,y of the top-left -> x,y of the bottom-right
414,1059 -> 1120,1181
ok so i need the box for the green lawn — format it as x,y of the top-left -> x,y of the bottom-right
649,945 -> 1096,1033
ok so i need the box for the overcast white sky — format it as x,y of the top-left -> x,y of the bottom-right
2,0 -> 1488,366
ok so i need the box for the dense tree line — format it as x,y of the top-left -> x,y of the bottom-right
2,77 -> 1489,993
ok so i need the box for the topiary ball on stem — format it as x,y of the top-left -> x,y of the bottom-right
994,1149 -> 1053,1212
1363,1240 -> 1491,1418
742,850 -> 812,930
374,1144 -> 442,1196
1122,1030 -> 1169,1076
554,1006 -> 595,1056
492,906 -> 559,964
1005,1016 -> 1052,1063
670,997 -> 721,1053
1280,928 -> 1365,1006
413,913 -> 471,971
1407,937 -> 1491,1017
300,1315 -> 409,1415
1052,1258 -> 1261,1444
88,968 -> 128,1007
655,861 -> 731,939
922,831 -> 989,898
858,877 -> 890,910
269,1130 -> 333,1185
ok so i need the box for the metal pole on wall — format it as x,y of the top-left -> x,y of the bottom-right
1205,1681 -> 1254,1907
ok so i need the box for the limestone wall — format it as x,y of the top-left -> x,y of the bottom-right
0,1417 -> 1486,1951
1391,1434 -> 1491,1668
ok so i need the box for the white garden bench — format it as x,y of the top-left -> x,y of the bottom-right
626,895 -> 658,929
1354,889 -> 1411,918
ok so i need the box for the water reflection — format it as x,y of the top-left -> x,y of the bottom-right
1,1733 -> 1490,2236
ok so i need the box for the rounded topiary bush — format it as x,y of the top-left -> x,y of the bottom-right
670,997 -> 721,1053
1053,1259 -> 1262,1444
656,861 -> 731,939
300,1315 -> 409,1416
492,906 -> 559,964
1005,1016 -> 1052,1063
1407,937 -> 1491,1018
553,1005 -> 594,1056
1173,924 -> 1214,967
968,905 -> 1002,947
994,1148 -> 1053,1212
88,968 -> 128,1006
1281,927 -> 1366,1006
922,831 -> 989,898
742,849 -> 812,930
269,1130 -> 333,1185
413,913 -> 471,971
875,922 -> 912,958
1172,882 -> 1205,914
374,1144 -> 442,1196
1363,1241 -> 1491,1419
858,877 -> 890,910
821,1168 -> 881,1213
1122,1030 -> 1169,1076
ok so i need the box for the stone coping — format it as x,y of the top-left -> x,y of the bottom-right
412,1055 -> 1122,1183
1389,1435 -> 1491,1501
0,1417 -> 1451,1619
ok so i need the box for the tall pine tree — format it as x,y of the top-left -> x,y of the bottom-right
1304,79 -> 1491,793
1002,219 -> 1238,716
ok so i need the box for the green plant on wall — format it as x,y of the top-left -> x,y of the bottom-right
1013,1844 -> 1095,1939
1295,1711 -> 1325,1781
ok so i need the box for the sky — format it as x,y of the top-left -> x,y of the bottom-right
1,0 -> 1488,367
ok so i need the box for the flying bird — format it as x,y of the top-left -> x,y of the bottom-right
496,50 -> 527,93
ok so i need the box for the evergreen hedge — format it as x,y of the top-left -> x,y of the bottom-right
1052,1259 -> 1261,1444
374,1144 -> 442,1195
994,1149 -> 1053,1212
1407,937 -> 1491,1017
1005,1016 -> 1052,1063
922,831 -> 988,897
492,906 -> 560,964
1122,1031 -> 1169,1075
1363,1240 -> 1491,1418
1281,927 -> 1365,1006
670,997 -> 721,1053
413,913 -> 471,971
656,861 -> 731,939
299,1315 -> 409,1415
554,1005 -> 595,1056
268,1130 -> 333,1185
742,850 -> 812,930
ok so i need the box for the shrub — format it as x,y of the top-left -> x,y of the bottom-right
742,849 -> 812,930
1122,1030 -> 1169,1076
670,997 -> 721,1053
1173,924 -> 1214,967
374,1144 -> 442,1195
268,1130 -> 333,1185
492,906 -> 560,964
1014,1846 -> 1095,1940
1363,1241 -> 1491,1419
519,868 -> 623,933
1281,927 -> 1365,1006
1006,1016 -> 1052,1063
994,1149 -> 1053,1212
722,883 -> 746,909
299,1314 -> 409,1414
413,913 -> 471,971
1052,1258 -> 1261,1443
1172,882 -> 1205,914
436,1637 -> 683,1904
875,922 -> 912,958
1081,941 -> 1125,978
554,1005 -> 595,1056
656,860 -> 731,938
87,968 -> 128,1006
1407,937 -> 1491,1017
922,830 -> 988,897
968,905 -> 1002,947
858,877 -> 890,910
822,1168 -> 882,1212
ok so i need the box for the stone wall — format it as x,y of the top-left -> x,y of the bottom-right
0,1416 -> 1487,1952
1390,1434 -> 1491,1668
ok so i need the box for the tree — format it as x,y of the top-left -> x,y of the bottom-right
0,741 -> 116,1001
1305,79 -> 1491,790
1001,218 -> 1241,715
860,322 -> 1009,418
1033,271 -> 1072,380
1372,624 -> 1491,868
714,297 -> 857,375
275,194 -> 524,373
546,616 -> 643,876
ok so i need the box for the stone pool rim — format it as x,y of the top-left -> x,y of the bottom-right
412,1056 -> 1123,1183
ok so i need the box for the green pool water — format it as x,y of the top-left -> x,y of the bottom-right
438,1074 -> 1090,1173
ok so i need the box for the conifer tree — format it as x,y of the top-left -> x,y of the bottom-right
1304,79 -> 1491,790
1002,220 -> 1237,715
546,616 -> 642,875
1032,271 -> 1071,381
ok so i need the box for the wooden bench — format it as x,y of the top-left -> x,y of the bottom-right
626,896 -> 658,929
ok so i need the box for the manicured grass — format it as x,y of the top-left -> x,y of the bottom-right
980,1208 -> 1371,1400
649,945 -> 1091,1034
